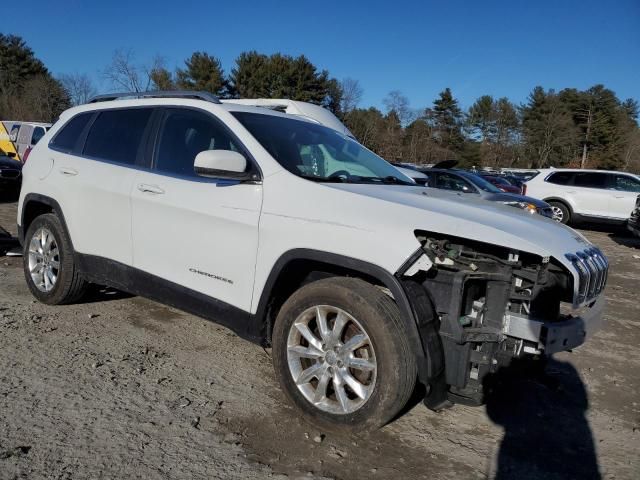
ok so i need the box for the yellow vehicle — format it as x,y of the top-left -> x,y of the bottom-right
0,122 -> 19,160
0,121 -> 51,162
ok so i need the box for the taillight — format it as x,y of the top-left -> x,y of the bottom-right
22,147 -> 31,164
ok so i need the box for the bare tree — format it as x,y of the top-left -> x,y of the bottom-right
383,90 -> 414,125
59,73 -> 97,106
339,78 -> 363,113
103,49 -> 153,92
20,75 -> 70,121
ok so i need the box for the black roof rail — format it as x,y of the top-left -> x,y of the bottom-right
88,90 -> 222,104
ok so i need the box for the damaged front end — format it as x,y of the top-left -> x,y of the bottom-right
399,231 -> 607,407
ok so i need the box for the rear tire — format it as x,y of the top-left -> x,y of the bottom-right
548,201 -> 571,224
23,213 -> 88,304
272,277 -> 417,432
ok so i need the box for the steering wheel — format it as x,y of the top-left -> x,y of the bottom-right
328,170 -> 351,180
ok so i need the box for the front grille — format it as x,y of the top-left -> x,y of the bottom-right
565,248 -> 608,306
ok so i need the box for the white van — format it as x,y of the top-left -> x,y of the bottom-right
1,121 -> 51,161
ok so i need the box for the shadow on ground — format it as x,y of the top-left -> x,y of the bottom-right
484,357 -> 600,480
608,232 -> 640,249
80,284 -> 134,304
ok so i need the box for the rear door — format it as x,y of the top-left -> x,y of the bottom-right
49,107 -> 155,265
130,107 -> 262,312
608,174 -> 640,219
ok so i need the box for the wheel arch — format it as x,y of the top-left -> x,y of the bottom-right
20,194 -> 71,246
255,249 -> 440,387
543,196 -> 574,213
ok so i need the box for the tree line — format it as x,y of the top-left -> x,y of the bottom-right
1,34 -> 638,172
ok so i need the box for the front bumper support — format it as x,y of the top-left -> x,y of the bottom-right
503,296 -> 605,354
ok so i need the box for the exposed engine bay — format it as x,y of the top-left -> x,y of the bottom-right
401,231 -> 584,405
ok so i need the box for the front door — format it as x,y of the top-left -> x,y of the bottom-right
608,174 -> 640,220
130,107 -> 262,312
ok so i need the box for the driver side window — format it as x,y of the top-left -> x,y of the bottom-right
614,175 -> 640,193
436,172 -> 474,192
155,108 -> 244,177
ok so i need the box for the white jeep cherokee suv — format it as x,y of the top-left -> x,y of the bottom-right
524,168 -> 640,225
17,91 -> 608,431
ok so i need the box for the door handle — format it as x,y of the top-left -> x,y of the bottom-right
137,183 -> 165,194
614,195 -> 625,198
59,167 -> 78,176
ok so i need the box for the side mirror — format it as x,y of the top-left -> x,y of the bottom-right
7,152 -> 16,158
194,150 -> 249,180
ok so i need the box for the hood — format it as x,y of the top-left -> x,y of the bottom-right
483,192 -> 548,208
325,183 -> 591,261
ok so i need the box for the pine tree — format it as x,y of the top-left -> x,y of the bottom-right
427,88 -> 465,153
176,52 -> 226,96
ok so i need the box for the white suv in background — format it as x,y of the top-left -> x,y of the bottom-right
524,168 -> 640,225
17,91 -> 608,431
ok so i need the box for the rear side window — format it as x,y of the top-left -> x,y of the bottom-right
50,113 -> 94,152
31,126 -> 46,145
573,172 -> 608,189
435,172 -> 475,192
83,108 -> 153,165
546,171 -> 574,185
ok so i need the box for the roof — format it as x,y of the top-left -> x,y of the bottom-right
536,168 -> 639,176
65,93 -> 352,137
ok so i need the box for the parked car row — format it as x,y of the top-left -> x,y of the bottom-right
393,161 -> 553,218
17,91 -> 608,431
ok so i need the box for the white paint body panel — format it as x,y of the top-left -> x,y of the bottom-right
130,169 -> 262,311
525,168 -> 640,220
18,99 -> 600,318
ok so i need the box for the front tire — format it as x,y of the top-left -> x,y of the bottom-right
272,277 -> 417,432
23,213 -> 88,304
548,201 -> 571,224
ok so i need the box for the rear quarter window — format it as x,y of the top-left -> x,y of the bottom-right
50,113 -> 94,153
31,126 -> 46,145
546,171 -> 574,185
83,108 -> 153,165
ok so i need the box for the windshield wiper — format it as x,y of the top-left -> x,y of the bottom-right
360,176 -> 414,186
298,174 -> 351,183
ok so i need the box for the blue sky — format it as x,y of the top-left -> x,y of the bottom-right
12,0 -> 640,111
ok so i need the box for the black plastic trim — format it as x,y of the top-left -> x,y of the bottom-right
19,194 -> 71,245
75,254 -> 263,343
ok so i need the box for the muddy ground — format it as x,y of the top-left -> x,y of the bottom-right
0,197 -> 638,480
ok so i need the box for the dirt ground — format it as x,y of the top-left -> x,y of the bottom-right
1,197 -> 639,480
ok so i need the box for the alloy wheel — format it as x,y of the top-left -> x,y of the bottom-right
28,227 -> 60,292
286,305 -> 377,415
551,206 -> 564,222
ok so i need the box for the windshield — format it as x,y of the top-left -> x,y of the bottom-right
461,172 -> 503,193
487,176 -> 512,186
232,111 -> 413,184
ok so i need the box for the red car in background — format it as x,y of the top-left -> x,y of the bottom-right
480,174 -> 522,194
